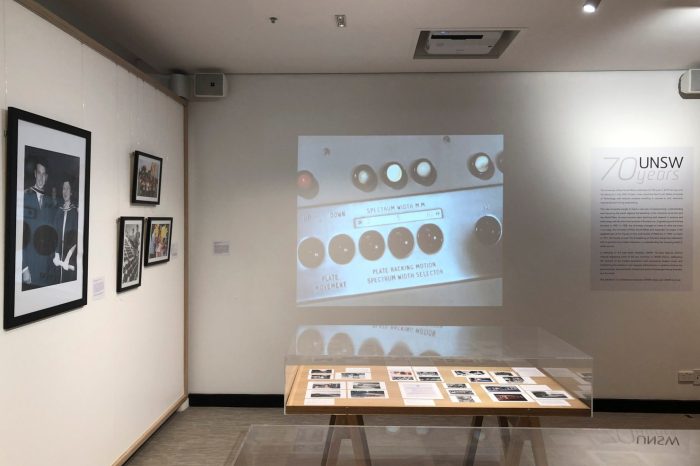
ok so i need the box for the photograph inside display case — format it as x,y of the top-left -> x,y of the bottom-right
285,325 -> 593,415
290,363 -> 588,412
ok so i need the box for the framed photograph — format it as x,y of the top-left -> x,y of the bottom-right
145,217 -> 173,266
131,151 -> 162,204
117,217 -> 144,292
4,107 -> 91,330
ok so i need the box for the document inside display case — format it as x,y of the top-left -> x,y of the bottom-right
285,325 -> 593,415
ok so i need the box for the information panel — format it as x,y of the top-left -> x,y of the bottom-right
591,148 -> 693,291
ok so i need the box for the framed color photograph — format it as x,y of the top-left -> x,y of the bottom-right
145,217 -> 173,266
117,217 -> 144,292
131,151 -> 162,204
4,107 -> 91,330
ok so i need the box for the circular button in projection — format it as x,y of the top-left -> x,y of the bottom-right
358,230 -> 385,261
352,164 -> 378,192
381,162 -> 408,189
297,237 -> 325,268
388,227 -> 414,259
475,215 -> 502,246
411,158 -> 437,186
328,234 -> 355,265
417,223 -> 444,255
468,153 -> 495,180
297,170 -> 319,199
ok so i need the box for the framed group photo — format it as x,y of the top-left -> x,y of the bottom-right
145,217 -> 173,266
117,217 -> 144,292
131,151 -> 162,205
4,107 -> 91,330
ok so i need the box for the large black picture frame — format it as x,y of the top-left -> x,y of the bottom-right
117,217 -> 144,292
131,151 -> 163,205
4,107 -> 91,330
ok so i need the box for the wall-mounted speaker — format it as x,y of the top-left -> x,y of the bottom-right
194,73 -> 227,98
169,73 -> 190,99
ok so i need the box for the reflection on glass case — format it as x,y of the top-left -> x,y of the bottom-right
231,425 -> 700,466
285,325 -> 593,416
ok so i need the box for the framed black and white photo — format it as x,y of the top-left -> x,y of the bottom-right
4,107 -> 91,330
131,151 -> 162,205
117,217 -> 144,292
145,217 -> 173,266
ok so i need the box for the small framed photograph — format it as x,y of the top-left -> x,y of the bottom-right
117,217 -> 144,292
145,217 -> 173,266
131,151 -> 162,204
4,107 -> 91,329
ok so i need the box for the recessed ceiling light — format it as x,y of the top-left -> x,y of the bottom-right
583,0 -> 602,13
335,14 -> 347,28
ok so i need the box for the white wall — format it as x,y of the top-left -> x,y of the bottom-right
0,2 -> 185,465
188,71 -> 699,400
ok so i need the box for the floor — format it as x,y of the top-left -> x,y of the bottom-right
125,407 -> 700,466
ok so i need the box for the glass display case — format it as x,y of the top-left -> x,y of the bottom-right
229,425 -> 700,466
285,325 -> 592,416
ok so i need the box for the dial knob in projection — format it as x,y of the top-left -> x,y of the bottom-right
352,164 -> 378,192
358,230 -> 385,260
411,158 -> 436,186
468,153 -> 495,180
328,234 -> 355,264
297,237 -> 324,268
475,215 -> 502,245
381,162 -> 408,189
297,170 -> 319,199
387,227 -> 414,259
416,223 -> 444,254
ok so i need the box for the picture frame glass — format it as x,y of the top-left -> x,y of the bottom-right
133,152 -> 162,204
5,108 -> 91,328
119,218 -> 144,290
146,218 -> 172,264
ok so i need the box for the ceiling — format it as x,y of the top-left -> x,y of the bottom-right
40,0 -> 700,74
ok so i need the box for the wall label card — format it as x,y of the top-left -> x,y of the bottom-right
213,241 -> 230,256
591,148 -> 693,290
93,277 -> 105,300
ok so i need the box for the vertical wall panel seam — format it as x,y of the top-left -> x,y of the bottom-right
2,0 -> 7,104
184,102 -> 189,395
80,44 -> 85,129
1,0 -> 6,285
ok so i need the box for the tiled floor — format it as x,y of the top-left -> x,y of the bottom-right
125,407 -> 700,465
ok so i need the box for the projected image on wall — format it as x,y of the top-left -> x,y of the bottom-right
297,135 -> 503,307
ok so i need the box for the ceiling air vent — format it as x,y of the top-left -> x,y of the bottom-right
414,30 -> 519,59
